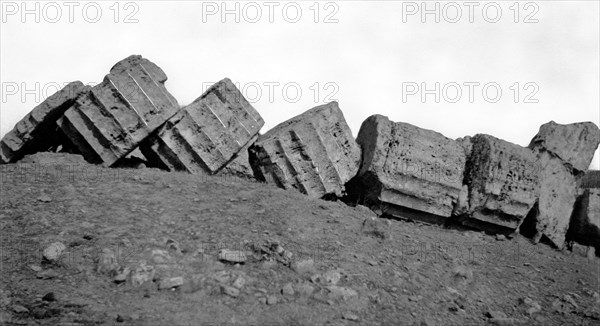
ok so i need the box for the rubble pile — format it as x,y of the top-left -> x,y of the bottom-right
2,54 -> 600,254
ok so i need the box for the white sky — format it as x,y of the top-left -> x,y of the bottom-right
1,1 -> 599,169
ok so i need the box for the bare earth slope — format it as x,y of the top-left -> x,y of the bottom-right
1,160 -> 599,325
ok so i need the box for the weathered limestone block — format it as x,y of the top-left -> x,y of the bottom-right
140,78 -> 264,175
57,55 -> 180,166
527,121 -> 600,248
532,151 -> 578,248
249,102 -> 360,198
529,121 -> 600,172
464,134 -> 539,231
568,188 -> 600,252
579,170 -> 600,190
216,136 -> 256,179
1,82 -> 89,163
353,115 -> 466,222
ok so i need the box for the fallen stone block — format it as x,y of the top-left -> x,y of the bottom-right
216,135 -> 257,179
352,114 -> 465,223
140,78 -> 264,175
1,82 -> 89,163
528,121 -> 600,172
57,55 -> 180,166
463,134 -> 539,231
529,151 -> 578,248
527,121 -> 600,248
567,188 -> 600,253
249,102 -> 360,198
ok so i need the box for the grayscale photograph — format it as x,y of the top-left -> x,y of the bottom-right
0,1 -> 599,325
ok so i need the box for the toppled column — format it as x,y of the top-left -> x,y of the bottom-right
139,78 -> 264,175
527,121 -> 600,248
1,82 -> 89,163
567,188 -> 600,252
57,55 -> 180,166
352,115 -> 466,223
463,134 -> 539,231
249,102 -> 360,198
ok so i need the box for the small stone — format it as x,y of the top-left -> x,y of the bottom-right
342,312 -> 359,321
408,295 -> 423,302
266,295 -> 278,305
274,244 -> 284,255
327,286 -> 358,301
130,313 -> 140,320
496,234 -> 507,241
290,258 -> 315,274
36,269 -> 59,279
490,318 -> 517,326
29,265 -> 42,272
232,276 -> 246,289
212,270 -> 231,284
367,260 -> 378,266
521,297 -> 541,315
43,242 -> 66,262
218,249 -> 247,264
129,262 -> 155,287
12,304 -> 29,313
486,310 -> 507,319
37,195 -> 52,202
42,292 -> 56,302
322,270 -> 341,285
158,277 -> 184,290
113,267 -> 131,283
221,285 -> 240,298
116,315 -> 124,323
283,250 -> 293,260
296,283 -> 315,297
97,248 -> 118,274
361,217 -> 389,239
282,283 -> 295,296
151,249 -> 171,264
259,297 -> 267,304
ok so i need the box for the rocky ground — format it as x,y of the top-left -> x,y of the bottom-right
1,156 -> 599,326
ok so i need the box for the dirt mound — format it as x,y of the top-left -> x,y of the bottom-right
1,161 -> 599,325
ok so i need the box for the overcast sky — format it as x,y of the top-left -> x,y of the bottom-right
1,1 -> 599,169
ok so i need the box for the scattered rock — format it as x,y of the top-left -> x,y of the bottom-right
37,195 -> 52,203
12,304 -> 29,313
521,297 -> 541,315
129,262 -> 155,287
218,249 -> 247,264
43,242 -> 66,262
113,267 -> 130,283
282,283 -> 295,296
361,217 -> 390,239
490,317 -> 518,326
342,312 -> 359,321
232,276 -> 246,289
327,286 -> 358,301
486,310 -> 507,319
29,264 -> 42,272
158,277 -> 184,290
96,248 -> 118,274
295,283 -> 315,297
221,285 -> 240,298
496,234 -> 507,241
291,258 -> 315,274
266,295 -> 278,305
36,269 -> 59,279
322,270 -> 341,285
151,249 -> 171,264
42,292 -> 56,302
